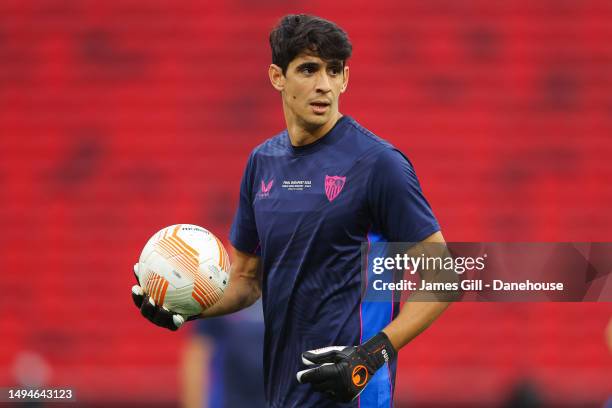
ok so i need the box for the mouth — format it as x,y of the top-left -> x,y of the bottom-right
310,101 -> 331,115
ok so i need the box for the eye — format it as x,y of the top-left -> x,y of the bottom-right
328,66 -> 342,76
299,64 -> 317,75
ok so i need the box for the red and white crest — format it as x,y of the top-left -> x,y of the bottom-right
325,175 -> 346,202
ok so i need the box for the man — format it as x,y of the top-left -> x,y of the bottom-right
133,14 -> 449,407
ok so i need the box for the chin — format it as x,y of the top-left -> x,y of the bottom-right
304,112 -> 332,127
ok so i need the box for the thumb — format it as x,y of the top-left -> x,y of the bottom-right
301,346 -> 348,366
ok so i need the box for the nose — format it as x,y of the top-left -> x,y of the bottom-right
315,71 -> 332,94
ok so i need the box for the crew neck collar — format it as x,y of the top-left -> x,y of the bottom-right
286,116 -> 350,156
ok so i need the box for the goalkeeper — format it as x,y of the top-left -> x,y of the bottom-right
133,14 -> 450,407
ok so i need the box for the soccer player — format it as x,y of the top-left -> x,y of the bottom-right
133,14 -> 450,407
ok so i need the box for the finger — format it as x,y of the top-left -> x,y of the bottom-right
302,346 -> 347,365
143,299 -> 181,331
150,307 -> 180,331
296,363 -> 335,384
131,285 -> 145,308
140,296 -> 158,321
172,314 -> 185,328
133,263 -> 141,285
296,367 -> 316,384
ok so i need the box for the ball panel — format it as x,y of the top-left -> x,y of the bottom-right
199,261 -> 229,292
141,250 -> 193,290
211,235 -> 231,273
144,272 -> 170,306
164,285 -> 201,316
192,274 -> 223,309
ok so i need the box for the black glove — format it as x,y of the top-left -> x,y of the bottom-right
296,332 -> 396,402
131,263 -> 187,331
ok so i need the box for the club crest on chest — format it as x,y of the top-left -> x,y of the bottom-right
325,175 -> 346,202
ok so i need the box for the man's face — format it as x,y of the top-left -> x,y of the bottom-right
271,53 -> 349,130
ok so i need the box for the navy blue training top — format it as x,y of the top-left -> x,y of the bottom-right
230,116 -> 440,408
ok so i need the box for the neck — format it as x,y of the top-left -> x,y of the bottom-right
285,111 -> 343,147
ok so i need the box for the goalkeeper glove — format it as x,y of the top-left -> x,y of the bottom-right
296,332 -> 396,403
131,263 -> 188,331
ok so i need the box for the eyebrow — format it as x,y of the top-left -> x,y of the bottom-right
296,62 -> 320,71
295,60 -> 343,71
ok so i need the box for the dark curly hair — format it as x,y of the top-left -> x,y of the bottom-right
269,14 -> 352,74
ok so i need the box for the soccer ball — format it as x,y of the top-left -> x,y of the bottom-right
135,224 -> 230,317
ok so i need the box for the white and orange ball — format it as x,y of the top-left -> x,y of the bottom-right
135,224 -> 230,317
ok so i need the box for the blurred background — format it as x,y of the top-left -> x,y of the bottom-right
0,0 -> 611,407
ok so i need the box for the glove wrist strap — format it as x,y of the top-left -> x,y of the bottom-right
361,332 -> 397,370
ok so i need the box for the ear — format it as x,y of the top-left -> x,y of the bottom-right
340,65 -> 349,93
269,64 -> 285,91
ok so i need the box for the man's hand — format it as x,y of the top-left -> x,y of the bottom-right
296,332 -> 396,403
131,264 -> 186,331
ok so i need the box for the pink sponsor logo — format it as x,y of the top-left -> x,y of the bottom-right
257,179 -> 274,198
325,175 -> 346,202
